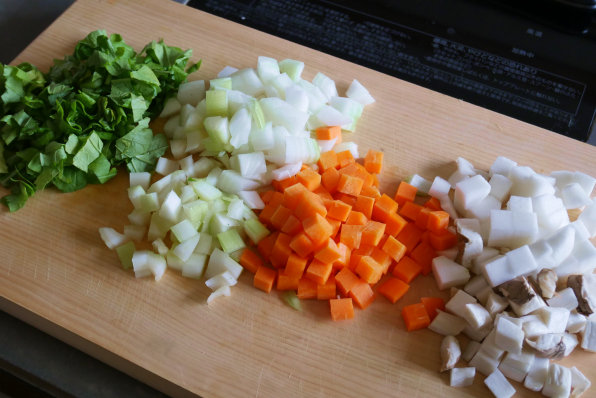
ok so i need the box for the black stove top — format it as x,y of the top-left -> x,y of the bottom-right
188,0 -> 596,142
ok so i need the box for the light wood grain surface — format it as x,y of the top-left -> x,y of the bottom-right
2,0 -> 596,397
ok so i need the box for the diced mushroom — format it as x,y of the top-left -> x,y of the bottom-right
568,274 -> 596,316
537,269 -> 558,299
455,219 -> 484,268
440,335 -> 461,372
499,276 -> 545,316
526,333 -> 578,360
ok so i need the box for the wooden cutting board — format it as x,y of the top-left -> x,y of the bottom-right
2,0 -> 596,397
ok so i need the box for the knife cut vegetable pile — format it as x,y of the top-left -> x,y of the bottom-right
4,31 -> 596,398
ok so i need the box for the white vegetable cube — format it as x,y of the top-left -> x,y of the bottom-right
528,239 -> 555,273
428,310 -> 468,336
285,86 -> 309,113
508,165 -> 535,196
522,174 -> 556,198
566,311 -> 587,334
505,245 -> 537,277
128,185 -> 146,209
230,68 -> 264,97
495,317 -> 524,354
578,201 -> 596,238
487,210 -> 514,248
205,248 -> 243,280
543,364 -> 572,398
445,290 -> 477,318
432,257 -> 470,290
463,303 -> 493,330
570,366 -> 591,398
551,170 -> 574,190
177,80 -> 206,107
547,287 -> 579,311
448,170 -> 469,189
173,234 -> 200,262
485,291 -> 509,319
439,197 -> 458,221
571,171 -> 596,195
464,274 -> 489,297
469,350 -> 501,377
155,157 -> 180,176
346,79 -> 375,105
170,219 -> 199,243
205,271 -> 238,291
257,56 -> 280,84
546,225 -> 575,266
450,367 -> 475,387
532,194 -> 568,231
141,192 -> 162,213
522,319 -> 548,338
237,151 -> 266,177
99,228 -> 130,250
533,307 -> 570,334
484,369 -> 515,398
454,175 -> 491,214
524,357 -> 549,391
507,196 -> 532,212
159,97 -> 181,118
571,219 -> 591,240
489,156 -> 517,177
130,172 -> 151,191
465,195 -> 501,222
132,250 -> 150,272
249,122 -> 274,151
229,108 -> 251,149
489,174 -> 512,203
498,348 -> 535,382
429,176 -> 451,198
573,239 -> 596,274
462,341 -> 482,362
581,321 -> 596,352
123,225 -> 146,242
152,238 -> 169,256
194,233 -> 212,255
147,252 -> 167,281
562,182 -> 592,209
159,191 -> 182,222
481,255 -> 514,287
472,247 -> 499,275
207,285 -> 231,305
511,211 -> 538,248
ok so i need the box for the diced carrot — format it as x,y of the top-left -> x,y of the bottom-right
396,222 -> 424,255
428,231 -> 457,251
277,269 -> 300,290
377,278 -> 410,304
258,204 -> 278,227
410,240 -> 438,276
394,181 -> 417,208
364,149 -> 383,174
285,253 -> 308,279
270,233 -> 293,268
371,247 -> 392,275
295,191 -> 327,221
305,259 -> 333,285
354,164 -> 370,182
296,167 -> 321,191
402,303 -> 431,331
303,213 -> 333,244
349,279 -> 375,310
257,231 -> 279,262
333,242 -> 352,270
372,194 -> 398,223
335,267 -> 359,296
337,193 -> 357,207
269,192 -> 284,207
316,126 -> 341,140
415,207 -> 432,230
428,211 -> 450,235
326,200 -> 352,221
313,185 -> 334,205
261,191 -> 275,204
315,238 -> 342,264
372,174 -> 380,188
330,298 -> 355,321
376,234 -> 390,249
361,221 -> 385,246
336,150 -> 355,168
423,197 -> 442,212
392,256 -> 422,284
382,235 -> 406,263
272,176 -> 297,193
338,163 -> 359,177
360,172 -> 375,190
360,186 -> 381,199
340,224 -> 363,249
399,202 -> 424,222
353,244 -> 375,256
321,167 -> 340,194
297,277 -> 318,299
349,254 -> 362,273
355,256 -> 383,284
283,183 -> 307,211
289,231 -> 315,258
345,211 -> 368,226
317,151 -> 340,172
300,164 -> 310,171
281,215 -> 303,236
337,174 -> 364,196
353,195 -> 375,219
321,217 -> 337,237
254,265 -> 277,293
318,274 -> 336,300
420,230 -> 431,246
239,249 -> 263,274
421,297 -> 446,321
271,206 -> 294,230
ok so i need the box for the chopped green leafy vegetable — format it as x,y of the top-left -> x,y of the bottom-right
0,30 -> 201,211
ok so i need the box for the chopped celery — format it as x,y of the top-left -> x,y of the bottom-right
202,137 -> 226,152
244,218 -> 270,244
204,117 -> 230,145
283,291 -> 302,311
205,90 -> 228,118
229,247 -> 245,262
247,98 -> 266,129
210,77 -> 232,90
192,180 -> 222,201
181,253 -> 208,279
217,229 -> 246,253
170,219 -> 199,242
116,241 -> 136,270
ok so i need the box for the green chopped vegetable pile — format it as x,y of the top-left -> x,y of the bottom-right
0,30 -> 200,211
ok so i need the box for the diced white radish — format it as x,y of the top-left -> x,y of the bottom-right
484,369 -> 515,398
546,225 -> 575,266
485,291 -> 509,319
532,194 -> 569,232
508,165 -> 535,196
469,350 -> 501,377
164,115 -> 180,139
489,156 -> 517,177
533,307 -> 570,334
481,255 -> 514,287
346,79 -> 375,105
445,290 -> 477,318
488,174 -> 512,203
571,171 -> 596,196
432,256 -> 470,290
99,228 -> 130,250
498,348 -> 535,382
406,174 -> 432,194
448,170 -> 469,189
495,317 -> 524,354
428,310 -> 468,336
454,175 -> 491,214
579,200 -> 596,238
521,174 -> 556,197
464,274 -> 489,296
562,183 -> 592,209
316,105 -> 352,126
465,195 -> 501,223
573,239 -> 596,274
528,239 -> 556,273
570,366 -> 591,398
455,157 -> 476,176
437,246 -> 459,261
543,364 -> 572,398
159,191 -> 182,222
547,287 -> 579,311
155,157 -> 179,176
450,367 -> 475,388
506,196 -> 532,212
522,356 -> 549,392
505,245 -> 537,277
552,170 -> 575,191
429,176 -> 451,198
159,97 -> 182,118
463,303 -> 492,331
462,341 -> 482,362
129,172 -> 151,191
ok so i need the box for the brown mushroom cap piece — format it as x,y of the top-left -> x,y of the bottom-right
455,220 -> 483,269
526,333 -> 577,360
500,276 -> 536,307
568,274 -> 596,316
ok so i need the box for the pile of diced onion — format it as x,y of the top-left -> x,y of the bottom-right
99,56 -> 373,303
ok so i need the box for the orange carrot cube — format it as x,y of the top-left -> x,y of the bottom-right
305,259 -> 333,285
340,224 -> 364,249
410,240 -> 438,276
335,267 -> 359,296
326,216 -> 342,239
303,213 -> 333,244
281,215 -> 303,236
258,204 -> 279,227
271,206 -> 294,230
295,191 -> 327,221
272,176 -> 297,193
337,174 -> 364,196
330,298 -> 355,321
428,230 -> 457,251
399,202 -> 424,222
392,256 -> 422,284
296,167 -> 321,191
336,150 -> 355,168
428,211 -> 450,235
314,185 -> 334,206
317,274 -> 337,300
423,197 -> 442,211
254,265 -> 277,293
239,249 -> 263,274
257,231 -> 279,262
364,149 -> 383,174
285,253 -> 308,279
297,277 -> 318,299
283,183 -> 308,211
353,244 -> 375,256
317,151 -> 340,172
321,167 -> 340,194
402,303 -> 430,331
277,269 -> 300,290
415,207 -> 432,230
382,235 -> 407,263
315,238 -> 342,264
394,181 -> 417,208
396,222 -> 424,255
349,279 -> 375,309
338,163 -> 359,177
360,186 -> 381,199
316,126 -> 341,140
371,247 -> 392,275
355,256 -> 383,284
377,278 -> 410,304
260,191 -> 275,204
361,221 -> 386,246
353,195 -> 375,219
337,193 -> 357,207
289,231 -> 315,258
421,297 -> 446,321
333,243 -> 351,270
372,194 -> 398,222
345,211 -> 368,226
326,200 -> 352,221
270,233 -> 293,268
